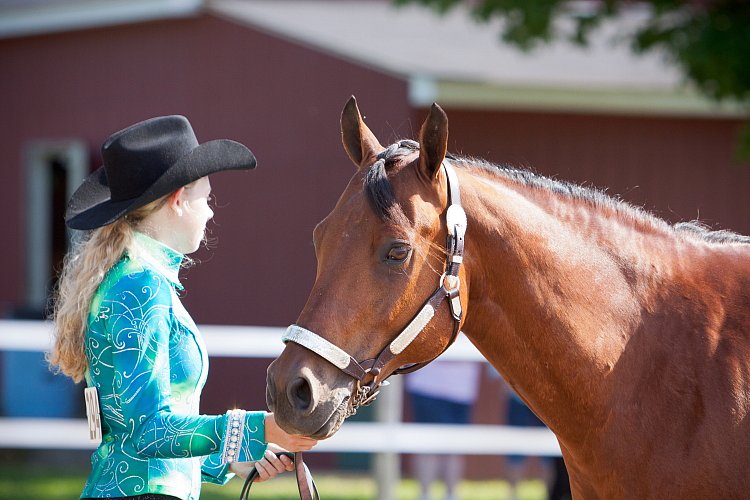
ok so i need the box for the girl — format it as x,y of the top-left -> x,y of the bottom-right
49,115 -> 316,500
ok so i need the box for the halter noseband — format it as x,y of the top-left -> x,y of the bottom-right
282,160 -> 467,417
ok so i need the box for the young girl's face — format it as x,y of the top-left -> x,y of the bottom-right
174,176 -> 214,254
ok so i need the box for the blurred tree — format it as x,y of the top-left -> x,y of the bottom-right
395,0 -> 750,158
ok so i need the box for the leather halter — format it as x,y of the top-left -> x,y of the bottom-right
282,160 -> 467,417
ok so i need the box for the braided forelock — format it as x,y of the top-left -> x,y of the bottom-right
363,141 -> 417,225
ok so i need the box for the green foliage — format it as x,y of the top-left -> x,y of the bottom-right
395,0 -> 750,158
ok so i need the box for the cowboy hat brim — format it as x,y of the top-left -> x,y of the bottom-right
65,139 -> 256,230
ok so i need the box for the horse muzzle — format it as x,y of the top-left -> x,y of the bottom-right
266,348 -> 354,439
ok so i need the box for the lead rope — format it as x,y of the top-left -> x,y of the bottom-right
239,451 -> 319,500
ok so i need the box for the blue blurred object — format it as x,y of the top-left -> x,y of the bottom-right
1,351 -> 78,417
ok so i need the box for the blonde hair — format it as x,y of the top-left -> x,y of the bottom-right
49,196 -> 169,383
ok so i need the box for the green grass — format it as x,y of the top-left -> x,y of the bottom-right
0,466 -> 548,499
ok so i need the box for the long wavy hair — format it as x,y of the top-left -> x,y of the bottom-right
48,196 -> 170,383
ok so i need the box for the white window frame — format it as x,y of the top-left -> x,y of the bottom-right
24,140 -> 87,312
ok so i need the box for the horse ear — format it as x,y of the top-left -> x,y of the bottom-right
418,103 -> 449,181
341,96 -> 383,170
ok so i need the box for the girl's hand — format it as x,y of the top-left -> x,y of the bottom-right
229,444 -> 295,482
264,413 -> 318,452
228,460 -> 255,480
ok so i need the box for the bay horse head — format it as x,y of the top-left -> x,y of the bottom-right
266,97 -> 466,438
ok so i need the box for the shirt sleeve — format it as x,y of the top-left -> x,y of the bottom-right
201,452 -> 232,485
105,269 -> 268,462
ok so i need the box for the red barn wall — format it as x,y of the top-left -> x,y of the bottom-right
0,14 -> 409,325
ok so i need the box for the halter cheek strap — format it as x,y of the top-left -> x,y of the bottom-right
282,160 -> 467,416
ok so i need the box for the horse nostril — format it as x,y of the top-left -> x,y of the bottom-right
287,377 -> 313,412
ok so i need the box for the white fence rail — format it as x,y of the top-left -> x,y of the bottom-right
0,320 -> 488,360
0,320 -> 560,499
0,418 -> 559,455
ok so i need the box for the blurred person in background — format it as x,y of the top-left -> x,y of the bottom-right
48,115 -> 316,500
405,357 -> 482,500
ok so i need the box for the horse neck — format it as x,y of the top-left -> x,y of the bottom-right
457,167 -> 677,440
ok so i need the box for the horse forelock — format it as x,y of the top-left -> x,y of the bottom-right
362,140 -> 418,226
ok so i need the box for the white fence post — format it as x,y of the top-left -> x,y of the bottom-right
373,375 -> 403,500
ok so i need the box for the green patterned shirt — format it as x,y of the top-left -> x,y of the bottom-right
81,232 -> 267,499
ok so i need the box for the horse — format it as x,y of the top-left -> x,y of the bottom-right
266,96 -> 750,498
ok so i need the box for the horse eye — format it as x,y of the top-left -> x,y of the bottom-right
386,245 -> 411,263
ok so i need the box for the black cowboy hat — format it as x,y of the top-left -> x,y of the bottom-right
65,115 -> 257,230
